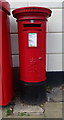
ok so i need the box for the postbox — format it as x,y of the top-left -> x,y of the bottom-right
0,0 -> 14,106
12,7 -> 52,104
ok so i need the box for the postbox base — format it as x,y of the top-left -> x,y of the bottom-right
20,81 -> 47,105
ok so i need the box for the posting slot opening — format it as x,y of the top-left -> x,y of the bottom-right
24,24 -> 41,27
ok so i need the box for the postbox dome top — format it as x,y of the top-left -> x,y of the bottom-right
0,0 -> 10,15
12,6 -> 52,20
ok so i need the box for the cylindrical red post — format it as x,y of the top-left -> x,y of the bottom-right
12,7 -> 52,104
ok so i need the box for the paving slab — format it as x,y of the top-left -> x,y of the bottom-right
47,87 -> 63,102
13,97 -> 44,116
44,102 -> 62,118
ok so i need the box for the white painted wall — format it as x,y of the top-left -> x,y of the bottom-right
7,0 -> 64,71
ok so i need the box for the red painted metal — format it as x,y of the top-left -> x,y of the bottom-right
12,7 -> 52,83
0,0 -> 14,106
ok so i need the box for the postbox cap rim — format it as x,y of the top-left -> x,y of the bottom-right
12,6 -> 52,18
0,0 -> 10,15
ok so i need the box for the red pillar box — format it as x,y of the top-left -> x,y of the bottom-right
0,0 -> 14,106
12,7 -> 52,104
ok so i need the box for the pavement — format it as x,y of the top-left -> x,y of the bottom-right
1,85 -> 64,119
